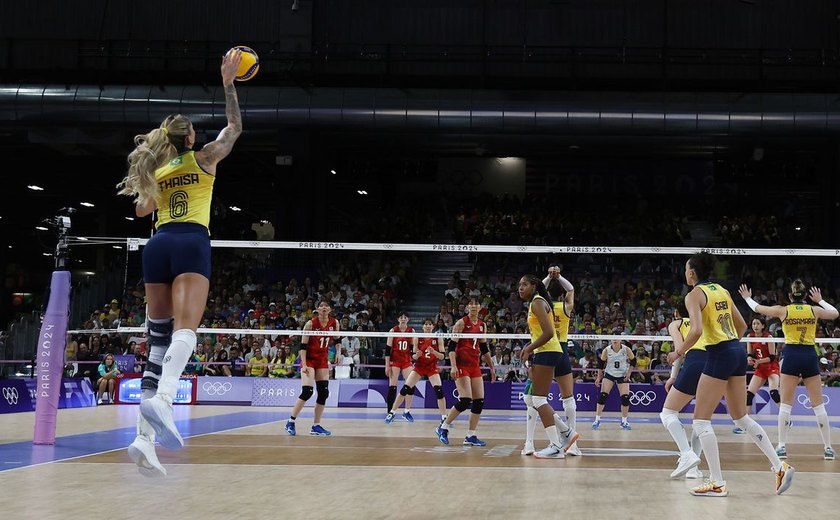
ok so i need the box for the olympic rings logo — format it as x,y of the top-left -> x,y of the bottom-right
2,387 -> 19,405
629,391 -> 657,406
797,393 -> 829,410
202,382 -> 232,396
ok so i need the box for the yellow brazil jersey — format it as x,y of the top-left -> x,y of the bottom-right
528,295 -> 563,354
552,301 -> 571,342
697,283 -> 738,346
678,318 -> 707,353
154,151 -> 214,229
781,304 -> 816,346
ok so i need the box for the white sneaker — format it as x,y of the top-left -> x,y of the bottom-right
521,442 -> 535,456
97,398 -> 104,405
127,414 -> 167,477
140,394 -> 183,450
566,443 -> 583,456
533,443 -> 565,459
686,467 -> 703,479
670,452 -> 701,479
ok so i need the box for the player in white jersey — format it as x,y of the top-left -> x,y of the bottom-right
593,339 -> 635,430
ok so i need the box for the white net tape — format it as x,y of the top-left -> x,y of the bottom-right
65,236 -> 840,257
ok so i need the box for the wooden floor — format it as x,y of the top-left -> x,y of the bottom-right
1,406 -> 838,520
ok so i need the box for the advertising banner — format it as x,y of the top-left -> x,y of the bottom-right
197,377 -> 254,404
115,376 -> 196,404
251,378 -> 339,407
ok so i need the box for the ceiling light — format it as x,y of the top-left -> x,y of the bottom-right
35,226 -> 49,231
357,190 -> 368,195
80,202 -> 95,208
27,185 -> 44,191
125,216 -> 134,221
330,170 -> 337,175
112,245 -> 123,249
42,252 -> 51,256
229,206 -> 242,212
795,227 -> 802,231
77,237 -> 89,241
260,220 -> 269,224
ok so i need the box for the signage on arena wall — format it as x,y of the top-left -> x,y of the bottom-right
251,378 -> 339,407
1,378 -> 95,414
113,355 -> 135,374
115,375 -> 196,404
197,376 -> 254,404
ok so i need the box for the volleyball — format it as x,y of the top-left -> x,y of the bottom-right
228,46 -> 259,82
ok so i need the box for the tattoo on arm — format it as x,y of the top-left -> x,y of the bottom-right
200,84 -> 243,166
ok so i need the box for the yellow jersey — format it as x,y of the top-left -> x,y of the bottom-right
781,303 -> 816,346
528,295 -> 563,354
552,301 -> 571,342
678,317 -> 707,353
154,151 -> 214,229
697,283 -> 738,346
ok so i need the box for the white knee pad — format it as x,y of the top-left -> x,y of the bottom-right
692,419 -> 713,438
659,407 -> 679,427
531,395 -> 548,409
523,395 -> 534,407
562,396 -> 576,410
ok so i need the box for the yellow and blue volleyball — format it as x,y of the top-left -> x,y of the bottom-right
228,46 -> 259,82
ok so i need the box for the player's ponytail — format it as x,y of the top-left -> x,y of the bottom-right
790,278 -> 807,302
117,114 -> 192,206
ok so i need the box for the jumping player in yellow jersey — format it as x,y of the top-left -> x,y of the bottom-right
518,274 -> 579,459
660,300 -> 705,480
739,280 -> 838,460
676,253 -> 793,497
117,50 -> 244,477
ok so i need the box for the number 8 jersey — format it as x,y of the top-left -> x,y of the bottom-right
155,151 -> 215,230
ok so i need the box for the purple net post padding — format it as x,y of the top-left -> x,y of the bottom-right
33,270 -> 71,445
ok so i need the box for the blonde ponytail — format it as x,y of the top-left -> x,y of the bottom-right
116,114 -> 193,207
790,279 -> 807,300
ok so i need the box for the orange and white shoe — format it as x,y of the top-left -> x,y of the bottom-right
689,479 -> 728,497
775,462 -> 794,495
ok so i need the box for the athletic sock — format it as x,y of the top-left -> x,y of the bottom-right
694,419 -> 724,484
545,425 -> 561,447
813,404 -> 832,449
157,329 -> 196,398
734,415 -> 782,471
661,408 -> 691,453
562,396 -> 577,426
778,403 -> 792,448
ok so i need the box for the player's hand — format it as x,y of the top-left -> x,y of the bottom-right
738,284 -> 752,301
666,351 -> 680,365
594,378 -> 601,388
300,365 -> 311,378
221,48 -> 243,87
747,357 -> 756,367
809,286 -> 823,304
664,377 -> 675,393
450,367 -> 458,380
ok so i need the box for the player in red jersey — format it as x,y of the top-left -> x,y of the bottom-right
387,319 -> 448,423
747,317 -> 781,407
435,297 -> 497,446
285,300 -> 341,436
385,311 -> 417,421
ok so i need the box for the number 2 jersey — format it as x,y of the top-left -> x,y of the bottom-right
388,326 -> 415,367
415,338 -> 443,375
456,316 -> 485,367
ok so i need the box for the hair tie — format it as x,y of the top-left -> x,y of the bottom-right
161,127 -> 169,136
